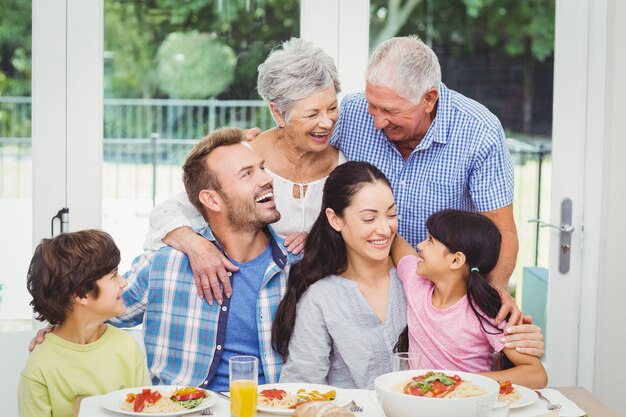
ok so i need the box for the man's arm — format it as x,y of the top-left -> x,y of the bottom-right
482,204 -> 519,288
482,204 -> 520,324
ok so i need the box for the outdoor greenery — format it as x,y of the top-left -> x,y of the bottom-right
102,0 -> 300,99
0,0 -> 31,96
371,0 -> 555,134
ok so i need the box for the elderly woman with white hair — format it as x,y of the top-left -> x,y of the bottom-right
144,38 -> 345,303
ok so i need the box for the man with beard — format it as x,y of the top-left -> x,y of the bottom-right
109,127 -> 298,391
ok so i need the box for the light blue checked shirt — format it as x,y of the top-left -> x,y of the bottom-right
110,226 -> 297,387
331,83 -> 514,247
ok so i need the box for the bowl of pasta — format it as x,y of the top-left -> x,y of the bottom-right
374,370 -> 499,417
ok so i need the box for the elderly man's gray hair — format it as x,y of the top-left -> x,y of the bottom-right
366,36 -> 441,105
257,37 -> 341,120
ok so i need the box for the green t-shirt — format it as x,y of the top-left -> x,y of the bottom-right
18,325 -> 150,417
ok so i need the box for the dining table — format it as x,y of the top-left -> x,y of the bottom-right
76,386 -> 618,417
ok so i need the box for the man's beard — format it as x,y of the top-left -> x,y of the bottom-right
224,195 -> 281,233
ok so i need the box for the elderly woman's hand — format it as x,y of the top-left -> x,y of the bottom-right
187,237 -> 239,305
283,232 -> 308,255
163,227 -> 239,305
503,318 -> 545,358
244,127 -> 262,141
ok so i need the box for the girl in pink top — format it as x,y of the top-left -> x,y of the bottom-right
391,209 -> 547,389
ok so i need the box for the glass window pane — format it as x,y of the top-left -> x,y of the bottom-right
0,1 -> 32,331
103,1 -> 301,271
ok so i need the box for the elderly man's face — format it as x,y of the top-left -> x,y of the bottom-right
208,144 -> 280,232
365,83 -> 436,146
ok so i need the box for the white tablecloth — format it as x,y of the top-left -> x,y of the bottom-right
77,388 -> 585,417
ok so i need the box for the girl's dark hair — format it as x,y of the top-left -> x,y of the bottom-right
26,229 -> 121,325
272,161 -> 392,357
429,209 -> 504,333
395,209 -> 503,352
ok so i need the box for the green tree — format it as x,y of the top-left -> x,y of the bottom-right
156,31 -> 236,99
370,0 -> 555,134
0,0 -> 31,95
104,0 -> 299,99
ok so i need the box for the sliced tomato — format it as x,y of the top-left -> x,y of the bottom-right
499,380 -> 514,395
260,389 -> 287,401
133,393 -> 147,412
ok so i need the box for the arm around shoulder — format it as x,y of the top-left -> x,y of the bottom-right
479,348 -> 548,389
391,235 -> 418,266
144,191 -> 202,251
482,205 -> 519,289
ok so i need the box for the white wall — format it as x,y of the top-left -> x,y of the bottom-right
300,0 -> 369,96
593,0 -> 626,414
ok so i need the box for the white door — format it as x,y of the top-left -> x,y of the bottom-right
544,0 -> 605,388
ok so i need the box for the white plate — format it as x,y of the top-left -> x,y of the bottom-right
100,385 -> 217,416
507,384 -> 538,409
256,383 -> 350,415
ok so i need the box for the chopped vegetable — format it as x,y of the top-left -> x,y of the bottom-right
402,371 -> 462,398
170,387 -> 208,409
124,388 -> 162,412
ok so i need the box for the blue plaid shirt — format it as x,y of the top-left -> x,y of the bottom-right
110,226 -> 297,387
331,83 -> 514,247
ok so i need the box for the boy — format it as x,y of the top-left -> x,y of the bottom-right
18,230 -> 150,417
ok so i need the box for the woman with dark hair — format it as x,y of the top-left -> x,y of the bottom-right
274,161 -> 407,389
273,162 -> 546,390
391,210 -> 547,388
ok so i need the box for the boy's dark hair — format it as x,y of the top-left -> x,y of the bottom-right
26,229 -> 121,325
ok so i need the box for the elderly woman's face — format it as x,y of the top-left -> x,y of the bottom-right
283,86 -> 339,150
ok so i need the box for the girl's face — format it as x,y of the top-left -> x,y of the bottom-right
415,233 -> 458,279
86,268 -> 127,318
327,181 -> 398,263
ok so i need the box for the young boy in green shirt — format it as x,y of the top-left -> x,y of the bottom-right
18,230 -> 150,417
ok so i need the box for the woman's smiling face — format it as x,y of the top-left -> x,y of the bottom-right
328,180 -> 398,263
279,85 -> 339,151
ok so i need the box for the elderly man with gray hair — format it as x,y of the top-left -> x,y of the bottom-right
332,36 -> 518,303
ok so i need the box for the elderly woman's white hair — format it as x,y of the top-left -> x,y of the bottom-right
366,35 -> 441,105
257,37 -> 341,121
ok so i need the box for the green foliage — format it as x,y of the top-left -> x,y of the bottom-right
103,0 -> 300,99
156,32 -> 236,99
0,0 -> 31,95
460,0 -> 555,62
370,0 -> 554,62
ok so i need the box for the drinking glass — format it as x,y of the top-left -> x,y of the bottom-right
229,355 -> 258,417
476,398 -> 509,417
392,352 -> 422,371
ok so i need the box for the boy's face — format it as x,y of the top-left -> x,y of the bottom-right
87,268 -> 127,319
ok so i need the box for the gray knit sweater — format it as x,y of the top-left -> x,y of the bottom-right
279,268 -> 407,389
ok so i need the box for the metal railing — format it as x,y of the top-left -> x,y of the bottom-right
0,95 -> 552,288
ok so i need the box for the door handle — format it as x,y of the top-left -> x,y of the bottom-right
528,198 -> 573,273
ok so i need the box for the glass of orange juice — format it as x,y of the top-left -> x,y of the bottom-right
229,355 -> 258,417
